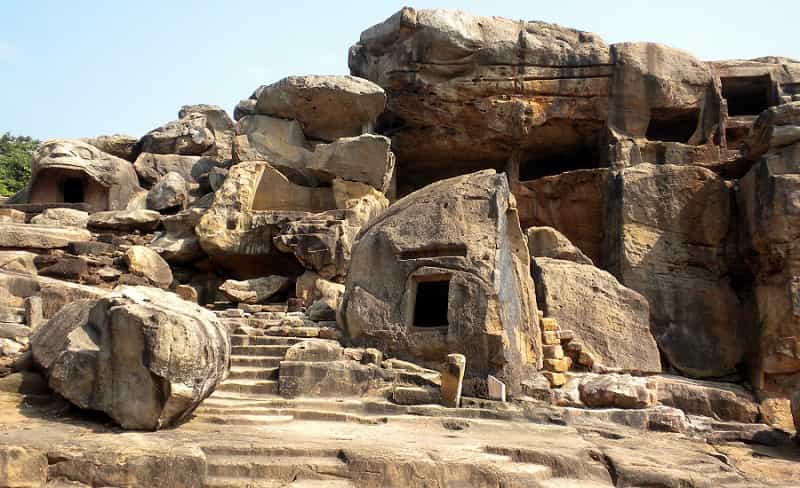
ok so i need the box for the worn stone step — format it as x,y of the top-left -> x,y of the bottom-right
538,480 -> 614,488
231,345 -> 290,356
204,477 -> 355,488
264,325 -> 322,338
231,334 -> 304,346
194,406 -> 386,425
207,455 -> 349,480
230,355 -> 283,368
0,306 -> 25,324
194,414 -> 294,426
229,366 -> 279,380
217,380 -> 278,395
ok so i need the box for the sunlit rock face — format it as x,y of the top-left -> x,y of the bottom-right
340,170 -> 541,396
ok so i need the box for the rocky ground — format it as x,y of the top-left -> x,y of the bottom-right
1,383 -> 799,487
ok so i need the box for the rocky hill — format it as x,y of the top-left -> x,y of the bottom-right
0,7 -> 798,487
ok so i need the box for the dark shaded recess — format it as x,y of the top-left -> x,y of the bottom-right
400,243 -> 467,260
646,109 -> 700,143
413,280 -> 450,328
61,177 -> 85,203
519,144 -> 605,181
722,75 -> 773,117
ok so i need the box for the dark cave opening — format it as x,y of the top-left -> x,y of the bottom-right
413,279 -> 451,328
722,75 -> 774,117
61,177 -> 85,203
646,109 -> 700,143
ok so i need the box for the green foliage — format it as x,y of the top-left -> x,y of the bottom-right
0,133 -> 39,197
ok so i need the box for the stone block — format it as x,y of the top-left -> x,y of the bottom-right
441,353 -> 466,408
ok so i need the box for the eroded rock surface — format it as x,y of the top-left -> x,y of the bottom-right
31,286 -> 230,429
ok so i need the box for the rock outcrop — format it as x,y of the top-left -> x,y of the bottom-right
533,257 -> 660,373
31,286 -> 230,430
340,170 -> 540,395
8,139 -> 144,212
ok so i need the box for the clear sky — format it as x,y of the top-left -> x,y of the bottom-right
1,1 -> 797,141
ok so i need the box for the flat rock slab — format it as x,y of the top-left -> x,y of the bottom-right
0,224 -> 91,249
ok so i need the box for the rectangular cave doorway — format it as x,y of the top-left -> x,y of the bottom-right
646,108 -> 700,143
519,143 -> 605,182
721,75 -> 775,117
61,177 -> 85,204
412,277 -> 451,328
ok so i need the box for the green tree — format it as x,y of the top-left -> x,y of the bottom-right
0,133 -> 39,197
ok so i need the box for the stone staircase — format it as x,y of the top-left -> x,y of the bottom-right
537,311 -> 595,388
202,445 -> 355,488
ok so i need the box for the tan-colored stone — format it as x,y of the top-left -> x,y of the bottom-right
124,246 -> 173,288
440,354 -> 466,408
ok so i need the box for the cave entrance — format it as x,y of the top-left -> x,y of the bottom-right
646,109 -> 700,143
519,144 -> 604,181
61,177 -> 85,203
412,278 -> 450,328
721,75 -> 774,117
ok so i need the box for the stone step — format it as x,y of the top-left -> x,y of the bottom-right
207,455 -> 349,480
194,414 -> 294,426
263,326 -> 322,338
230,356 -> 282,368
217,380 -> 278,395
230,334 -> 304,346
228,366 -> 279,380
0,306 -> 25,324
194,406 -> 386,425
538,480 -> 615,488
231,345 -> 290,356
204,477 -> 355,488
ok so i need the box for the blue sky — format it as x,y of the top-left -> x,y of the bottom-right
1,1 -> 797,140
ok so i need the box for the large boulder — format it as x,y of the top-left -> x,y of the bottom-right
651,375 -> 760,423
30,208 -> 89,228
31,286 -> 230,430
124,246 -> 173,288
218,276 -> 289,304
146,172 -> 188,212
340,170 -> 540,394
0,224 -> 91,249
133,152 -> 218,187
527,226 -> 592,265
83,134 -> 141,162
88,209 -> 161,232
10,139 -> 144,212
247,75 -> 386,142
533,257 -> 661,373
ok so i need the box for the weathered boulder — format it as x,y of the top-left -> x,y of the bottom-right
607,163 -> 742,378
133,152 -> 218,187
30,208 -> 89,228
341,170 -> 540,394
124,246 -> 173,288
139,112 -> 216,156
526,226 -> 592,265
284,340 -> 344,362
578,374 -> 655,409
0,224 -> 91,249
9,139 -> 143,212
88,209 -> 161,232
651,375 -> 760,423
146,172 -> 188,212
193,162 -> 310,278
0,251 -> 38,276
149,208 -> 205,264
218,276 -> 288,304
744,101 -> 800,160
248,75 -> 386,141
0,208 -> 25,223
274,179 -> 389,280
31,286 -> 230,430
533,257 -> 661,373
0,445 -> 47,487
83,134 -> 141,162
